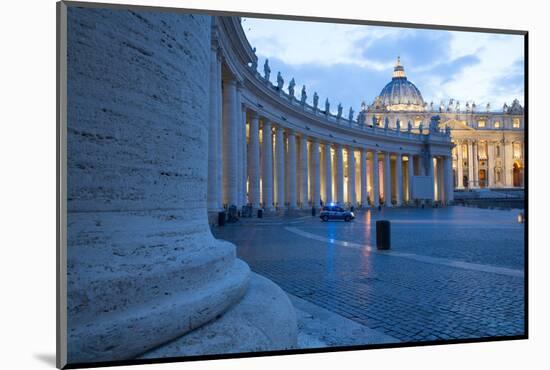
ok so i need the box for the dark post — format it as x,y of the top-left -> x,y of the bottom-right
376,220 -> 391,250
257,208 -> 263,218
311,206 -> 316,216
218,211 -> 226,226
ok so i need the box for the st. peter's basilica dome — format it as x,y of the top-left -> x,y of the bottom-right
372,57 -> 426,112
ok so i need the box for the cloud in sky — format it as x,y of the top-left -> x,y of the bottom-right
242,17 -> 524,113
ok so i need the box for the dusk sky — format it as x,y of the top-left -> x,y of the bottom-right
242,17 -> 524,115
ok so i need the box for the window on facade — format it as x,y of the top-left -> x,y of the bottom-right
494,121 -> 500,128
496,145 -> 501,157
513,142 -> 522,159
462,144 -> 468,159
478,120 -> 486,128
513,118 -> 521,128
478,141 -> 487,159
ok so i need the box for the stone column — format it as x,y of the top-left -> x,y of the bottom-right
207,46 -> 221,212
472,141 -> 479,188
395,153 -> 403,206
335,144 -> 344,203
347,147 -> 356,207
504,139 -> 514,186
426,153 -> 437,200
360,149 -> 368,207
247,111 -> 260,209
487,140 -> 495,188
234,86 -> 243,207
487,141 -> 495,188
371,151 -> 380,207
443,155 -> 454,204
298,136 -> 309,208
456,141 -> 464,189
407,154 -> 414,203
222,79 -> 238,207
236,89 -> 247,207
64,9 -> 296,364
467,140 -> 474,189
262,120 -> 273,210
275,126 -> 285,209
383,152 -> 392,206
241,103 -> 248,206
323,143 -> 333,204
310,139 -> 321,208
215,50 -> 223,210
287,131 -> 297,209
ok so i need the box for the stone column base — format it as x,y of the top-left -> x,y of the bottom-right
139,273 -> 298,359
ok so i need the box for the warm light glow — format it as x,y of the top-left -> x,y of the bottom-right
478,120 -> 486,128
513,118 -> 521,128
513,142 -> 522,159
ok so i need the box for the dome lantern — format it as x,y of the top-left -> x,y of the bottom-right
393,56 -> 406,79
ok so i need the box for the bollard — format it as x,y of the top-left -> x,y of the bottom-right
311,206 -> 316,217
376,220 -> 391,250
218,211 -> 226,226
257,209 -> 263,218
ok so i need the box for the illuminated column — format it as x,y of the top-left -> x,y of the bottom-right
247,111 -> 260,209
360,149 -> 368,207
407,154 -> 414,203
467,140 -> 474,189
241,104 -> 248,206
426,153 -> 435,201
383,152 -> 392,206
323,143 -> 333,204
347,147 -> 356,207
487,141 -> 495,188
235,85 -> 244,207
275,126 -> 285,209
207,46 -> 221,212
456,141 -> 464,189
335,144 -> 344,203
443,155 -> 454,204
222,79 -> 238,207
298,136 -> 309,208
261,120 -> 273,210
287,131 -> 297,209
395,153 -> 403,206
472,141 -> 479,188
371,151 -> 380,207
310,139 -> 321,208
504,139 -> 514,186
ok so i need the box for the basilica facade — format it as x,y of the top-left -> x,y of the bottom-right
358,57 -> 525,190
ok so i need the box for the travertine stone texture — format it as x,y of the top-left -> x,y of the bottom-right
66,7 -> 296,364
139,273 -> 298,358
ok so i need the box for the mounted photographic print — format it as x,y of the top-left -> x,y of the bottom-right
56,1 -> 527,368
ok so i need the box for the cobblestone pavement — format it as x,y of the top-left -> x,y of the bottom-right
212,206 -> 525,344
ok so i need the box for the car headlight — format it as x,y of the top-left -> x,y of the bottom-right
350,212 -> 355,217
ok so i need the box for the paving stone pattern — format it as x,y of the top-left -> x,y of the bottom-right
213,206 -> 525,343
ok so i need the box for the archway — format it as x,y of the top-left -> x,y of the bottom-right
479,169 -> 486,188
